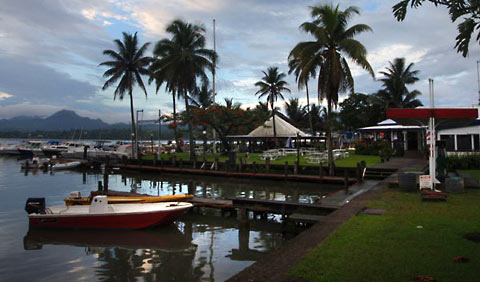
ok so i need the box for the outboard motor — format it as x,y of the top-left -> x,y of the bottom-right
25,198 -> 46,214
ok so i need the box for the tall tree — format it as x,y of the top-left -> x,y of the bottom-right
100,32 -> 151,158
150,19 -> 217,160
375,57 -> 423,110
393,0 -> 480,57
284,98 -> 307,128
191,82 -> 214,109
339,93 -> 384,130
293,4 -> 375,175
255,66 -> 291,145
288,50 -> 319,134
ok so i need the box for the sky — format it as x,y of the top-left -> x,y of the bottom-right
0,0 -> 479,123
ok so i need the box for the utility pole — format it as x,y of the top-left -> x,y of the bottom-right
212,18 -> 217,154
135,109 -> 143,159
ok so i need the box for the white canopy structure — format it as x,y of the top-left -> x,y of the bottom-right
246,116 -> 310,138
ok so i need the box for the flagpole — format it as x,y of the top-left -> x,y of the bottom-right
212,19 -> 217,154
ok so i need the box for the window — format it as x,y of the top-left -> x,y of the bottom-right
440,135 -> 455,151
457,135 -> 472,151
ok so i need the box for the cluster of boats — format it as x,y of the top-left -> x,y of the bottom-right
25,191 -> 194,229
0,140 -> 132,160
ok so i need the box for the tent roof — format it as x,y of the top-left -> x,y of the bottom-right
359,119 -> 424,131
246,116 -> 310,138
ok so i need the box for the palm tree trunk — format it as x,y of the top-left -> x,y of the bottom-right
327,99 -> 334,176
129,91 -> 136,159
271,100 -> 278,147
172,92 -> 181,152
184,88 -> 195,160
306,83 -> 314,135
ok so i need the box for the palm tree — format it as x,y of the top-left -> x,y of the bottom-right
292,4 -> 375,175
375,57 -> 423,110
100,32 -> 151,158
288,47 -> 320,135
150,19 -> 216,160
191,82 -> 214,109
284,98 -> 307,128
255,66 -> 291,146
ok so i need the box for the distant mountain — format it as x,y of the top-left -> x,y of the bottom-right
0,110 -> 129,131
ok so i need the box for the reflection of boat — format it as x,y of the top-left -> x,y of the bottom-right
24,224 -> 196,252
64,191 -> 193,206
25,196 -> 193,229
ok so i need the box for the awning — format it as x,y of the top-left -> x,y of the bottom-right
387,108 -> 478,127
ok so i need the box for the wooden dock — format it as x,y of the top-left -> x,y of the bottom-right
188,197 -> 338,217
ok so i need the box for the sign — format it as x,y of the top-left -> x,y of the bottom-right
419,175 -> 432,190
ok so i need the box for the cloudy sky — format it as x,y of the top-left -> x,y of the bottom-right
0,0 -> 479,123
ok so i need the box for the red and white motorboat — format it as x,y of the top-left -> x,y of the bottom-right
25,196 -> 192,229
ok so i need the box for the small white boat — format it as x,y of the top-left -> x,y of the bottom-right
51,161 -> 81,170
25,196 -> 193,229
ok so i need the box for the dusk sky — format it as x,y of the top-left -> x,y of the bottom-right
0,0 -> 479,123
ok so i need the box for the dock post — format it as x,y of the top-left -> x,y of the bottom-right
179,159 -> 183,169
252,161 -> 257,172
284,161 -> 289,175
214,157 -> 219,171
172,156 -> 177,167
83,146 -> 88,160
97,181 -> 103,192
192,154 -> 197,169
344,169 -> 349,194
319,161 -> 323,177
239,157 -> 243,172
294,162 -> 298,175
265,157 -> 270,173
356,162 -> 362,183
239,208 -> 249,223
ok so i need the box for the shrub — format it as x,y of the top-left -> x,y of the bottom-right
447,154 -> 480,170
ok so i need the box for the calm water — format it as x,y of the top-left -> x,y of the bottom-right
0,155 -> 340,281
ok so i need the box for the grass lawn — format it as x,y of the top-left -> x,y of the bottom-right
145,152 -> 380,168
459,170 -> 480,182
290,188 -> 480,282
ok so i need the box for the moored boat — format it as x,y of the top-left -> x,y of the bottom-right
25,196 -> 192,229
64,191 -> 193,206
51,160 -> 81,170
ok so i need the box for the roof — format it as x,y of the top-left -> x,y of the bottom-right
387,108 -> 478,127
359,119 -> 424,131
246,115 -> 310,138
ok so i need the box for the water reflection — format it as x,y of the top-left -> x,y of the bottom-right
107,170 -> 340,204
23,213 -> 285,281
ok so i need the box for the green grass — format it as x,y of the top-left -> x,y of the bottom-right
290,189 -> 480,282
143,152 -> 380,168
459,170 -> 480,182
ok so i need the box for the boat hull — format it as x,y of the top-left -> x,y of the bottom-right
28,203 -> 192,229
64,194 -> 193,206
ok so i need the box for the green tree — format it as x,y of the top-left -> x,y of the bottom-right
150,19 -> 217,160
339,93 -> 384,130
374,57 -> 423,110
393,0 -> 480,57
191,82 -> 214,109
100,32 -> 151,158
190,105 -> 262,152
254,66 -> 291,146
293,4 -> 375,175
284,98 -> 307,129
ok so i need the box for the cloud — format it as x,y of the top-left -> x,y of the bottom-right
0,92 -> 13,100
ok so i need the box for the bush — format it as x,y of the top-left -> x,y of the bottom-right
355,141 -> 390,156
447,154 -> 480,170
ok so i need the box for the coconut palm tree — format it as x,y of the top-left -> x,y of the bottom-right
375,57 -> 423,110
292,4 -> 375,175
191,82 -> 214,109
100,32 -> 152,158
150,19 -> 216,160
255,67 -> 291,146
288,47 -> 320,134
284,98 -> 307,128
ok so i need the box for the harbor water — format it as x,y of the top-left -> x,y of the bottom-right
0,155 -> 341,281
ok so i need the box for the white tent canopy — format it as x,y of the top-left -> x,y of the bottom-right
246,116 -> 310,138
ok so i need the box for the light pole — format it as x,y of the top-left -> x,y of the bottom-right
136,109 -> 143,159
296,132 -> 300,166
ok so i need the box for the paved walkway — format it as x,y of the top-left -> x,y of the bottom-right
227,157 -> 424,282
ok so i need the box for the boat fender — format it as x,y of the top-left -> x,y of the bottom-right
25,198 -> 46,214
